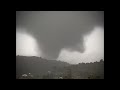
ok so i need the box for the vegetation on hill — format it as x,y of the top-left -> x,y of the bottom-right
16,56 -> 104,79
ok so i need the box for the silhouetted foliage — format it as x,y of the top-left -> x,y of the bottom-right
16,56 -> 104,79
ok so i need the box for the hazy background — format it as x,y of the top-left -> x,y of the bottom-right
16,11 -> 104,64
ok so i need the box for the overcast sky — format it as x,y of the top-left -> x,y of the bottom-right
16,11 -> 104,64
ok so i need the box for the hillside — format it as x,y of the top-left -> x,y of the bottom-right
16,56 -> 70,78
16,56 -> 104,79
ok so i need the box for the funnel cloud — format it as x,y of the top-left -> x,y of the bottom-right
16,11 -> 104,63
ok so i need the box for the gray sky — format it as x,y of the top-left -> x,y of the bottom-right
16,11 -> 104,63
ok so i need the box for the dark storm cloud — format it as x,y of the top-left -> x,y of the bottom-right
16,11 -> 104,59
